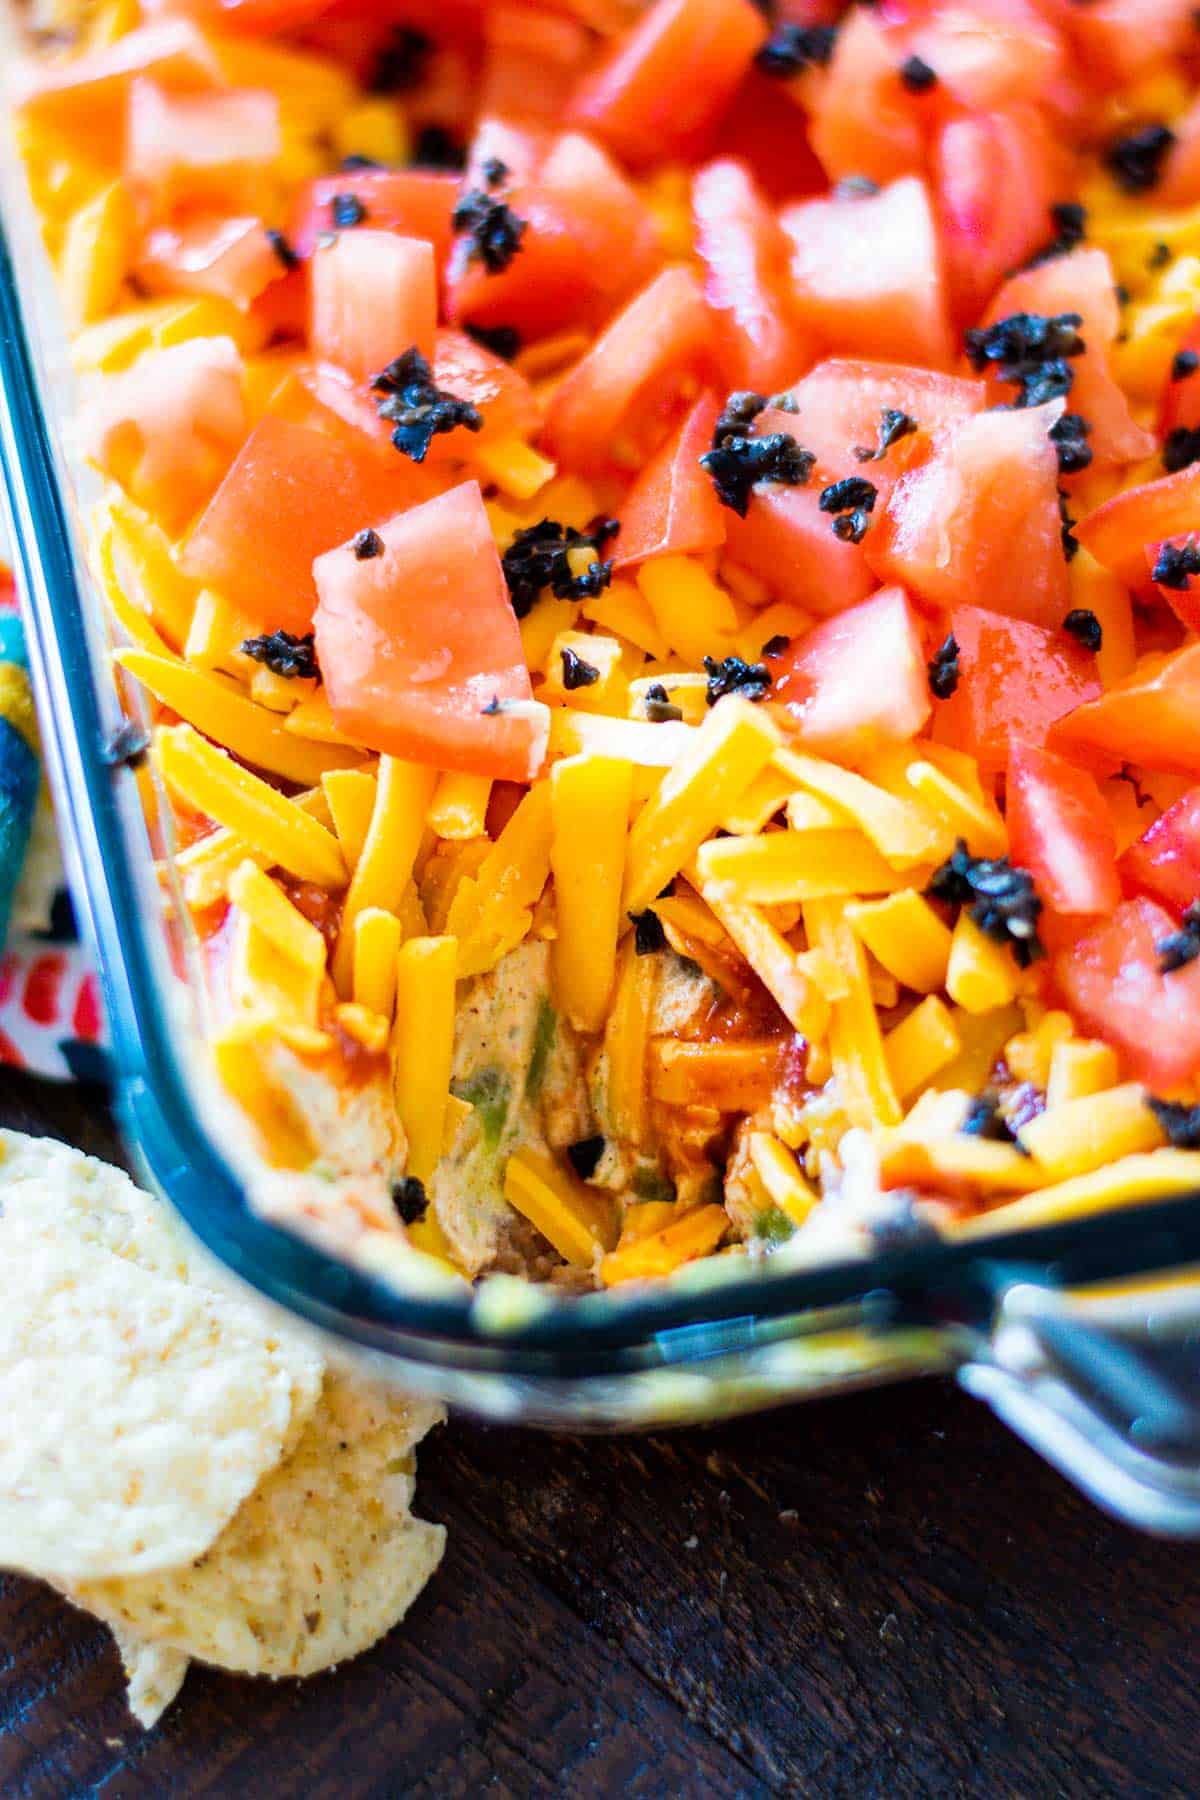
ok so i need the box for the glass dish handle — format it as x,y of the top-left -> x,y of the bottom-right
960,1278 -> 1200,1536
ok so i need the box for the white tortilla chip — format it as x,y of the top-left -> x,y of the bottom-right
0,1130 -> 197,1281
73,1372 -> 446,1678
0,1229 -> 323,1582
112,1625 -> 189,1730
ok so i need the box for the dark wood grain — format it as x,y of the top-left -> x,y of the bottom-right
1,1073 -> 1198,1799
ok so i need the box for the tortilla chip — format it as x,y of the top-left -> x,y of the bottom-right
72,1372 -> 446,1678
0,1228 -> 323,1582
0,1130 -> 197,1281
112,1626 -> 189,1730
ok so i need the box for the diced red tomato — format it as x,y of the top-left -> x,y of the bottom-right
289,169 -> 458,264
1006,742 -> 1119,915
905,3 -> 1065,109
447,128 -> 661,340
135,215 -> 287,309
934,603 -> 1102,775
867,404 -> 1070,626
721,481 -> 878,616
180,408 -> 434,632
79,336 -> 246,535
806,10 -> 926,187
125,79 -> 281,217
1158,94 -> 1200,206
569,0 -> 768,170
1050,642 -> 1200,775
981,251 -> 1155,469
778,358 -> 986,504
1077,462 -> 1200,591
781,177 -> 952,370
542,267 -> 716,474
313,482 -> 544,782
771,585 -> 931,761
481,5 -> 593,124
612,392 -> 727,570
1053,896 -> 1200,1089
707,71 -> 828,205
310,232 -> 436,382
1119,786 -> 1200,912
934,108 -> 1065,325
142,0 -> 336,33
691,159 -> 814,394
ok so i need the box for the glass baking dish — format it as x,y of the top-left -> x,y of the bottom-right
5,47 -> 1200,1533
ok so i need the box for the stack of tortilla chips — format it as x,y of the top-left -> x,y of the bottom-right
0,1130 -> 445,1727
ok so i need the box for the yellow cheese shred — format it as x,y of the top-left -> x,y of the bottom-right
332,756 -> 438,994
393,935 -> 457,1184
549,752 -> 632,1034
503,1147 -> 617,1265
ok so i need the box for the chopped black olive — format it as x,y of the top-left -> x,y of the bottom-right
464,322 -> 521,361
452,184 -> 527,274
352,528 -> 384,561
411,125 -> 467,170
713,390 -> 769,442
643,682 -> 683,723
1173,348 -> 1200,381
928,633 -> 960,700
1163,424 -> 1200,472
868,1195 -> 941,1254
265,228 -> 299,271
1148,240 -> 1173,270
330,192 -> 367,229
240,629 -> 320,681
927,840 -> 1044,967
341,153 -> 382,171
560,646 -> 600,691
1151,538 -> 1200,589
481,156 -> 509,189
1063,607 -> 1103,652
104,718 -> 150,769
392,1175 -> 429,1225
371,346 -> 483,462
701,392 -> 816,515
1156,901 -> 1200,973
761,634 -> 791,659
481,695 -> 502,715
501,518 -> 614,617
831,509 -> 871,543
899,53 -> 937,92
1147,1095 -> 1200,1147
1105,122 -> 1176,193
1022,200 -> 1088,270
754,21 -> 837,76
1114,282 -> 1131,307
834,175 -> 881,200
964,311 -> 1085,407
703,654 -> 772,705
368,25 -> 431,95
960,1093 -> 1020,1144
854,407 -> 918,461
1048,411 -> 1093,475
1058,488 -> 1080,561
819,476 -> 878,514
630,909 -> 667,955
567,1136 -> 606,1180
587,515 -> 621,550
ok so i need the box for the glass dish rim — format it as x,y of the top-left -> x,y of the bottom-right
4,145 -> 1200,1372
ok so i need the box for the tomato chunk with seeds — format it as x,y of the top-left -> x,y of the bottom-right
570,0 -> 768,169
289,169 -> 458,264
313,482 -> 545,782
867,403 -> 1070,627
934,604 -> 1101,776
1006,742 -> 1120,916
612,391 -> 727,570
781,177 -> 953,371
1054,896 -> 1200,1090
771,585 -> 931,763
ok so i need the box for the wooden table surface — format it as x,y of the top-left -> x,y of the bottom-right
1,1068 -> 1197,1799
